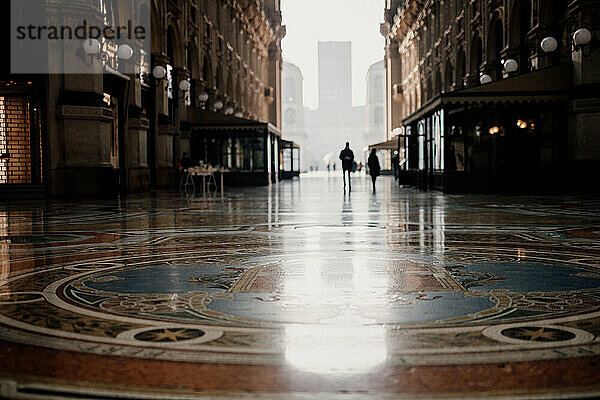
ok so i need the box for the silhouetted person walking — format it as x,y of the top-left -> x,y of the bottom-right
368,149 -> 380,193
339,142 -> 354,191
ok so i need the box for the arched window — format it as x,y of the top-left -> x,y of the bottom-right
283,77 -> 296,101
487,15 -> 504,79
471,34 -> 483,76
445,61 -> 454,90
456,47 -> 466,87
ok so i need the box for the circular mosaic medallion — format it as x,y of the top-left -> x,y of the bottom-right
1,246 -> 600,367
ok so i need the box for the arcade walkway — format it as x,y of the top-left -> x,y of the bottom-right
1,175 -> 599,399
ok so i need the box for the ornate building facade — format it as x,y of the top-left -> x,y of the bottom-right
282,61 -> 308,171
1,0 -> 285,197
382,0 -> 600,192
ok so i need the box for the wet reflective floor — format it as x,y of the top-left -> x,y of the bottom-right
1,174 -> 600,399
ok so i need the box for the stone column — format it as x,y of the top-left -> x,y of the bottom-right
44,1 -> 116,196
126,112 -> 150,192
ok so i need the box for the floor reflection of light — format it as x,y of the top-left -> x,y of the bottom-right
284,322 -> 387,375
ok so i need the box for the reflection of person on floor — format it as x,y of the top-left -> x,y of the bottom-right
339,142 -> 355,191
391,153 -> 399,180
368,149 -> 381,193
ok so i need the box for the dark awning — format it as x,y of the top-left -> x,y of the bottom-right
369,136 -> 399,150
403,63 -> 572,125
280,139 -> 300,149
182,109 -> 281,137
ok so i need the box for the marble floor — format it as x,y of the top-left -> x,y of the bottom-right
1,174 -> 600,399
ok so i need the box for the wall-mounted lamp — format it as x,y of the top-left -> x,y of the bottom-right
489,126 -> 500,135
117,44 -> 134,60
480,74 -> 492,84
152,65 -> 167,80
503,59 -> 518,73
197,91 -> 209,103
573,28 -> 592,47
224,106 -> 234,115
540,37 -> 558,53
78,39 -> 134,67
83,38 -> 101,55
178,80 -> 191,92
516,119 -> 528,129
214,100 -> 224,111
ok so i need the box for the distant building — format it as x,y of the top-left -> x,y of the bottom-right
318,42 -> 352,112
285,43 -> 380,171
365,60 -> 386,145
282,62 -> 309,171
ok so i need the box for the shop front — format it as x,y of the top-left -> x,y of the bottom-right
279,139 -> 300,180
0,79 -> 45,199
186,111 -> 281,186
400,64 -> 572,193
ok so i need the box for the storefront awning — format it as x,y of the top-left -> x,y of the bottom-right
183,109 -> 281,136
280,139 -> 300,149
368,136 -> 399,150
403,63 -> 572,125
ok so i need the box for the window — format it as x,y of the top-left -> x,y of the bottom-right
418,120 -> 425,170
0,97 -> 32,184
432,110 -> 445,170
283,77 -> 296,101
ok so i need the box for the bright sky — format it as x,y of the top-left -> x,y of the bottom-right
281,0 -> 385,109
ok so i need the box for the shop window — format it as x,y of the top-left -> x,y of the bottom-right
418,121 -> 425,170
292,148 -> 299,171
282,148 -> 292,172
432,110 -> 445,171
0,97 -> 32,184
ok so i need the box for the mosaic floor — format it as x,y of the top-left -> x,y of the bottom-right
1,174 -> 600,399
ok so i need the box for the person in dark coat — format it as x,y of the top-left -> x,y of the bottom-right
368,149 -> 381,193
339,142 -> 354,191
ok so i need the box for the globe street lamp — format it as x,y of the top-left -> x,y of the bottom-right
540,37 -> 558,53
503,59 -> 518,73
152,66 -> 167,80
573,28 -> 592,47
117,44 -> 134,60
480,74 -> 492,84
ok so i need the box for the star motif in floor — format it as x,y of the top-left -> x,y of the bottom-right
134,328 -> 205,342
501,326 -> 575,342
